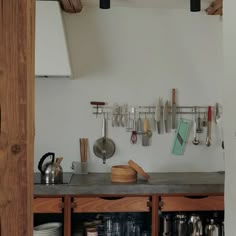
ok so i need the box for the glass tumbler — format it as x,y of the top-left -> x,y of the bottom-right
104,216 -> 113,233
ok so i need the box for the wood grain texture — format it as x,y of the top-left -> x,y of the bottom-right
160,196 -> 224,212
0,0 -> 35,235
64,196 -> 71,236
151,195 -> 159,236
33,198 -> 63,213
73,197 -> 150,213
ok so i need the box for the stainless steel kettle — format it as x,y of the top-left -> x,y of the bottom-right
38,152 -> 63,184
162,214 -> 172,236
205,219 -> 221,236
173,214 -> 188,236
188,214 -> 203,236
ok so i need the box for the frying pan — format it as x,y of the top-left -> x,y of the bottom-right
93,116 -> 116,164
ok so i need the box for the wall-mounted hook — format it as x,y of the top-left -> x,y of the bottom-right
90,101 -> 105,118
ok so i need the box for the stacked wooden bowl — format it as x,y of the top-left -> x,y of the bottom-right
111,160 -> 150,183
111,165 -> 137,183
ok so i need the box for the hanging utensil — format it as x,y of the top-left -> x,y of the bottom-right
142,116 -> 149,146
159,99 -> 164,134
93,116 -> 116,164
155,98 -> 163,134
196,109 -> 203,133
202,112 -> 207,127
116,106 -> 121,127
113,103 -> 119,127
137,113 -> 142,134
206,106 -> 212,147
147,118 -> 153,138
130,131 -> 137,144
130,117 -> 137,144
164,100 -> 169,133
215,102 -> 224,149
192,107 -> 200,145
123,104 -> 129,128
172,88 -> 177,129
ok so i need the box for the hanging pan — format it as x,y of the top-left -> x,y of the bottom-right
93,116 -> 116,164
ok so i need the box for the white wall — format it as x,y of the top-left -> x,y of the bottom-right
223,0 -> 236,234
35,6 -> 224,173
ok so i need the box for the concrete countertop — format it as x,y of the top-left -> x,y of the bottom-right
34,172 -> 225,196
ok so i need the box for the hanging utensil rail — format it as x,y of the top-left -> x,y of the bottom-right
91,105 -> 217,116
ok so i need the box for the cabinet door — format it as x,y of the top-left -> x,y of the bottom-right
73,196 -> 150,213
160,195 -> 224,212
33,198 -> 63,213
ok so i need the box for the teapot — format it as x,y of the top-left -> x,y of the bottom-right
38,152 -> 63,184
188,214 -> 203,236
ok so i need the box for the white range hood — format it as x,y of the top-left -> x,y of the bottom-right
35,1 -> 71,78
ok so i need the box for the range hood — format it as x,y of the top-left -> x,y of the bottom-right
35,1 -> 71,78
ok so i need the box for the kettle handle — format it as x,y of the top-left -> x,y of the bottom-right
38,152 -> 55,174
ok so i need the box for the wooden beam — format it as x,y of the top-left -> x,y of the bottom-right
0,0 -> 35,235
151,195 -> 159,236
64,196 -> 71,236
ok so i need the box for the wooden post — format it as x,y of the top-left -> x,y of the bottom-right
0,0 -> 35,235
64,196 -> 71,236
151,195 -> 159,236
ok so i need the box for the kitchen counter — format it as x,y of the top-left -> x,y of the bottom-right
34,172 -> 224,196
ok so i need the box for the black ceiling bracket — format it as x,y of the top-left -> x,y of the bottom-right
100,0 -> 110,9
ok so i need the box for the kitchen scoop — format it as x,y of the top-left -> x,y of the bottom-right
93,116 -> 116,164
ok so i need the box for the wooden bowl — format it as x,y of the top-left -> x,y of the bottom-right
111,165 -> 137,183
128,160 -> 150,180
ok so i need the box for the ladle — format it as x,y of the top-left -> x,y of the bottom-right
192,107 -> 200,145
93,116 -> 116,164
192,120 -> 200,145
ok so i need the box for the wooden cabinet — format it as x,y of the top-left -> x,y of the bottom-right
73,196 -> 150,213
33,197 -> 63,213
33,194 -> 224,236
33,197 -> 67,235
159,195 -> 224,212
158,195 -> 224,236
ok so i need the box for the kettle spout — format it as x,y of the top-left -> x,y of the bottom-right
56,157 -> 63,164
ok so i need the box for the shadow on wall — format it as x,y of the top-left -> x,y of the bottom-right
63,9 -> 110,78
63,7 -> 222,85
